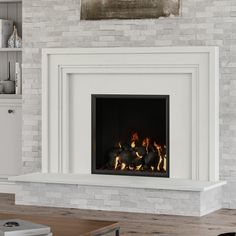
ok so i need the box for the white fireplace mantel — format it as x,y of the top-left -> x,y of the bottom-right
39,47 -> 219,182
11,47 -> 221,190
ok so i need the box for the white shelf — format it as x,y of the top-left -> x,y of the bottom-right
0,94 -> 22,99
0,0 -> 22,3
0,48 -> 22,52
0,95 -> 22,105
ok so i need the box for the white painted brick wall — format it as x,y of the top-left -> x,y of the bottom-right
22,0 -> 236,208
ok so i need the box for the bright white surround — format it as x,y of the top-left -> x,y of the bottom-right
40,47 -> 219,182
70,73 -> 191,178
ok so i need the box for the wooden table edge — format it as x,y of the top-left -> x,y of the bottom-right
82,222 -> 120,236
0,212 -> 120,236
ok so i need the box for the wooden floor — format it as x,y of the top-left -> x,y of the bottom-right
0,194 -> 235,236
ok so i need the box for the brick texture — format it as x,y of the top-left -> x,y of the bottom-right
22,0 -> 236,208
15,182 -> 222,216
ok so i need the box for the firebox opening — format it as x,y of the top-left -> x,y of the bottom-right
92,94 -> 169,177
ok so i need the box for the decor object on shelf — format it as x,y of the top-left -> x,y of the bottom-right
81,0 -> 180,20
2,62 -> 15,94
15,27 -> 22,48
0,19 -> 13,48
7,25 -> 22,48
7,27 -> 15,48
15,62 -> 21,95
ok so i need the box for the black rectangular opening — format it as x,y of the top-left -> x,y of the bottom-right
92,94 -> 169,177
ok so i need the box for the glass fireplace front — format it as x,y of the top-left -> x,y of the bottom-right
92,94 -> 169,177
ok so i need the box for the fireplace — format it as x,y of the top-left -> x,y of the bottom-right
40,47 -> 219,182
92,94 -> 169,177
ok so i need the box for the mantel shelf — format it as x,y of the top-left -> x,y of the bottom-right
9,173 -> 227,192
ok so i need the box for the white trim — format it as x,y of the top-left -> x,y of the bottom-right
41,47 -> 219,181
42,47 -> 219,55
61,65 -> 199,177
42,50 -> 49,173
208,48 -> 220,181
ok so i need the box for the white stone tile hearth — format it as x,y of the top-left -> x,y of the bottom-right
10,173 -> 226,216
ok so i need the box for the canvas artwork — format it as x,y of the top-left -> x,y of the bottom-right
81,0 -> 180,20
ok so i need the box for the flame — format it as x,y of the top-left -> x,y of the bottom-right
136,152 -> 143,159
131,132 -> 139,148
154,142 -> 162,156
142,137 -> 150,153
129,166 -> 135,171
163,156 -> 167,171
112,132 -> 167,173
155,142 -> 167,172
136,164 -> 142,171
131,141 -> 136,148
121,163 -> 126,170
115,156 -> 120,170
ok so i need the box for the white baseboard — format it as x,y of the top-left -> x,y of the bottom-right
0,177 -> 18,194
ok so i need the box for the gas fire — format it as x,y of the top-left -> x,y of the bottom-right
106,132 -> 167,173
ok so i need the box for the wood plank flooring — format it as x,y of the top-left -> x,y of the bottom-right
0,193 -> 236,236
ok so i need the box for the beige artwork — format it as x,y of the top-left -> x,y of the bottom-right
81,0 -> 180,20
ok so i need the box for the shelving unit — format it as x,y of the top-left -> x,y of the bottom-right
0,0 -> 22,89
0,48 -> 22,52
0,0 -> 22,181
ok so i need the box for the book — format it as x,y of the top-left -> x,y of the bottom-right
0,219 -> 51,236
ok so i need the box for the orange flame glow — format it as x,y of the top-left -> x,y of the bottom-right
115,156 -> 120,170
131,132 -> 139,148
111,132 -> 167,173
142,137 -> 150,153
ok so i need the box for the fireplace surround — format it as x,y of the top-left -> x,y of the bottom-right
10,47 -> 226,216
37,46 -> 219,181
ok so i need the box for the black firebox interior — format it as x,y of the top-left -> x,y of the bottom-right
92,94 -> 169,177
